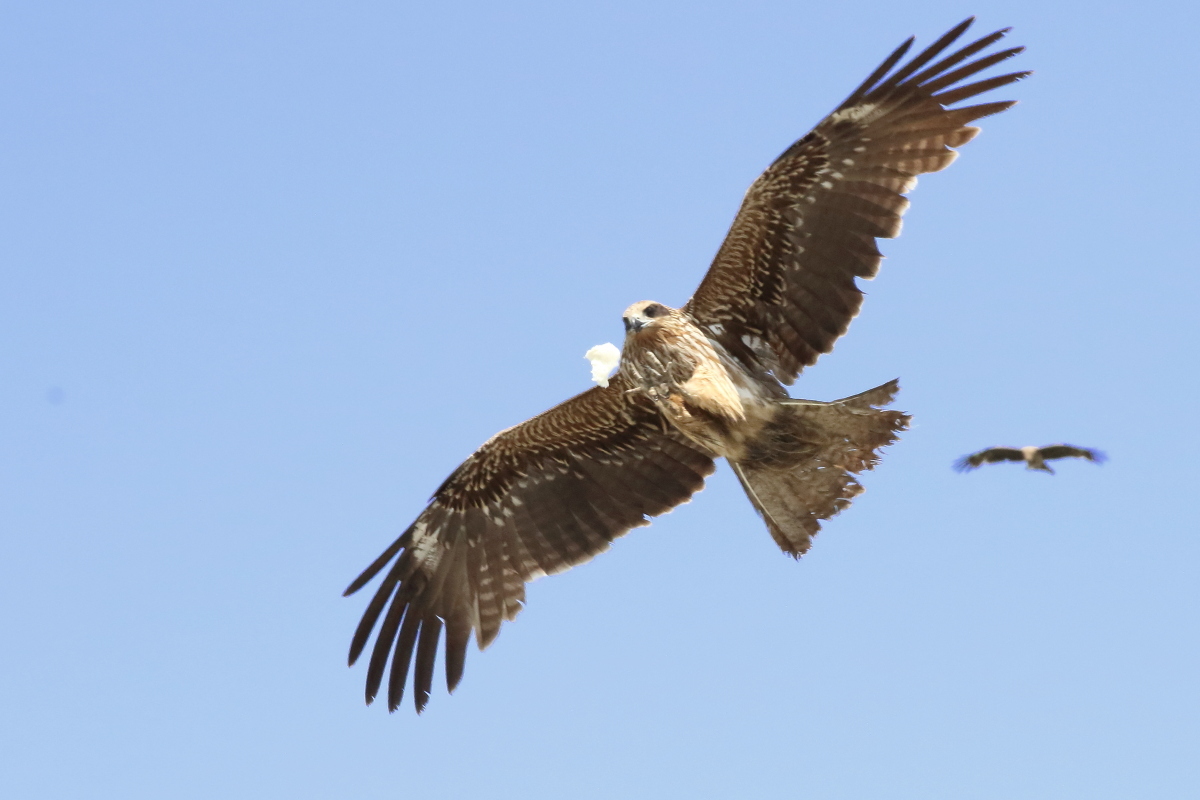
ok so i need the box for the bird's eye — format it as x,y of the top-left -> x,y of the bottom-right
643,303 -> 665,318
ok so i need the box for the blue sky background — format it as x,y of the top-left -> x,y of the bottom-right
3,1 -> 1198,798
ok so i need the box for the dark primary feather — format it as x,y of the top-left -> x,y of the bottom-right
344,373 -> 715,712
953,447 -> 1024,471
1038,444 -> 1106,463
685,18 -> 1027,384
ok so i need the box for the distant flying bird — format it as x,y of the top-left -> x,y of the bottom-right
346,18 -> 1027,713
954,445 -> 1107,474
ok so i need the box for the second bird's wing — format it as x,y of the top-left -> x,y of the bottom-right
954,446 -> 1025,471
1039,444 -> 1106,462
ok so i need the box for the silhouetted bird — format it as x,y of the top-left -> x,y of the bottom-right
954,445 -> 1106,474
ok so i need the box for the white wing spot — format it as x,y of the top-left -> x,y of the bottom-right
841,158 -> 855,166
829,102 -> 877,123
820,181 -> 833,189
411,527 -> 443,571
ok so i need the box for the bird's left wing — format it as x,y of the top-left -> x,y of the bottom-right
685,19 -> 1027,384
344,373 -> 715,712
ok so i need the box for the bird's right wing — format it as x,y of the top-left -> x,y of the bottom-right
1040,444 -> 1106,462
344,373 -> 716,713
954,447 -> 1024,471
685,19 -> 1027,384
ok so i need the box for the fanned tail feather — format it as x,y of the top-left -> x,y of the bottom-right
732,380 -> 909,556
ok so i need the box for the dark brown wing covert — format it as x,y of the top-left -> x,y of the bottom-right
686,18 -> 1028,384
344,373 -> 715,712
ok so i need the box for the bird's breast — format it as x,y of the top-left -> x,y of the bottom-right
623,319 -> 776,457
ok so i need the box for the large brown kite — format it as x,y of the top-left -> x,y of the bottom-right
346,18 -> 1027,712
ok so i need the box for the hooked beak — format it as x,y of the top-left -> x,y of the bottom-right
623,317 -> 645,333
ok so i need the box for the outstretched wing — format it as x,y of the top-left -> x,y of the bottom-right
685,18 -> 1027,384
344,374 -> 715,713
1039,444 -> 1107,463
954,447 -> 1024,471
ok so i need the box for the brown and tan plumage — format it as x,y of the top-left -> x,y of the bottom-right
347,18 -> 1027,712
954,444 -> 1107,474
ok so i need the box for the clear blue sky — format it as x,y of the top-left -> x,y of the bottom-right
3,1 -> 1198,798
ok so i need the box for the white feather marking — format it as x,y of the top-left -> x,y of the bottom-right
820,181 -> 833,189
410,523 -> 443,570
585,343 -> 621,387
829,103 -> 877,123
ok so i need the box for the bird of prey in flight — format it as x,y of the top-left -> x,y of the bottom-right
954,444 -> 1107,474
346,18 -> 1027,713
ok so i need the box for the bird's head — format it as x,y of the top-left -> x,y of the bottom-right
622,301 -> 675,335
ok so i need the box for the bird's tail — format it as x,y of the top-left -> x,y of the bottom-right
730,380 -> 909,557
